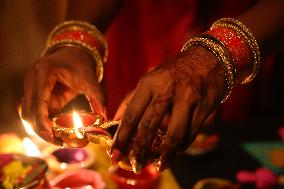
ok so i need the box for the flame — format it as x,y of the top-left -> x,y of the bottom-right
18,106 -> 48,147
23,137 -> 41,157
18,106 -> 37,136
73,111 -> 84,139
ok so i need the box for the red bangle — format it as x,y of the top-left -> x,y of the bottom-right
51,31 -> 104,58
205,27 -> 252,76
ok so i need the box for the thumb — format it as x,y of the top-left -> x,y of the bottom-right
89,96 -> 107,119
81,78 -> 107,119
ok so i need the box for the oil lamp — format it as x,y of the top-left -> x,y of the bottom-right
52,111 -> 165,173
52,111 -> 118,148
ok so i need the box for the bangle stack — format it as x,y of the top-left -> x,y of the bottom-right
42,20 -> 108,83
181,18 -> 261,103
181,37 -> 235,103
211,18 -> 261,84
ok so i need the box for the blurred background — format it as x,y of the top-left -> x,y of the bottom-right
0,0 -> 67,134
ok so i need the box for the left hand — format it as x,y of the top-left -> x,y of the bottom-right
111,45 -> 226,171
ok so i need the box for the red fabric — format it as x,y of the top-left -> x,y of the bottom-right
105,0 -> 269,121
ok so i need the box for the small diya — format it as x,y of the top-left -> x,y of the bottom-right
193,178 -> 240,189
0,153 -> 49,189
41,145 -> 96,173
49,169 -> 105,189
52,112 -> 119,148
109,164 -> 160,189
52,111 -> 166,173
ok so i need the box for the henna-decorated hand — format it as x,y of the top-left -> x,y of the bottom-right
111,45 -> 225,171
22,47 -> 106,144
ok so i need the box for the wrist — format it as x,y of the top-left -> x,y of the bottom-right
42,20 -> 108,83
181,18 -> 261,103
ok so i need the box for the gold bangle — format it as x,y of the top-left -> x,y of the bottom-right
42,40 -> 104,83
47,20 -> 108,63
211,18 -> 261,84
181,37 -> 236,103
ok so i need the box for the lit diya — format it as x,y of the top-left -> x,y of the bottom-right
41,145 -> 96,173
0,153 -> 48,189
52,111 -> 166,173
52,111 -> 118,148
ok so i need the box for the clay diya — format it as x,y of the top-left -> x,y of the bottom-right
50,169 -> 105,189
52,112 -> 166,173
42,145 -> 96,173
185,133 -> 219,156
109,164 -> 160,189
193,178 -> 240,189
52,112 -> 118,148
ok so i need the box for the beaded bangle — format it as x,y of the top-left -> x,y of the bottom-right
211,18 -> 261,84
204,27 -> 252,83
181,37 -> 236,103
47,20 -> 108,62
42,20 -> 107,83
51,31 -> 104,57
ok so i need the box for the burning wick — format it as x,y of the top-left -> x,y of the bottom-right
72,112 -> 84,139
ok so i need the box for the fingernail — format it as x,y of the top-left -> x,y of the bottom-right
111,149 -> 123,165
129,151 -> 142,174
130,157 -> 142,174
155,158 -> 166,172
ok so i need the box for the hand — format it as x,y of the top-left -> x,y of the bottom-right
22,47 -> 106,144
111,46 -> 225,171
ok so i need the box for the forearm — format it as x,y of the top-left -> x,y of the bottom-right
238,0 -> 284,56
66,0 -> 122,32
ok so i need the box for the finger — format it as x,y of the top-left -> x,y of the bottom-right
21,69 -> 35,124
160,113 -> 171,130
131,95 -> 170,167
202,110 -> 217,128
157,93 -> 197,172
111,86 -> 152,163
114,91 -> 135,120
186,98 -> 217,143
78,73 -> 107,118
48,83 -> 78,116
32,69 -> 61,144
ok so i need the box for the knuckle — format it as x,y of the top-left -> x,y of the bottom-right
138,74 -> 151,86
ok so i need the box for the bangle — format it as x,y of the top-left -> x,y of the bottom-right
47,20 -> 107,62
42,20 -> 107,83
211,18 -> 261,84
181,36 -> 236,103
51,30 -> 104,57
204,27 -> 251,84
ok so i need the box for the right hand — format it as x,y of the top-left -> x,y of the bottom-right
22,47 -> 106,144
